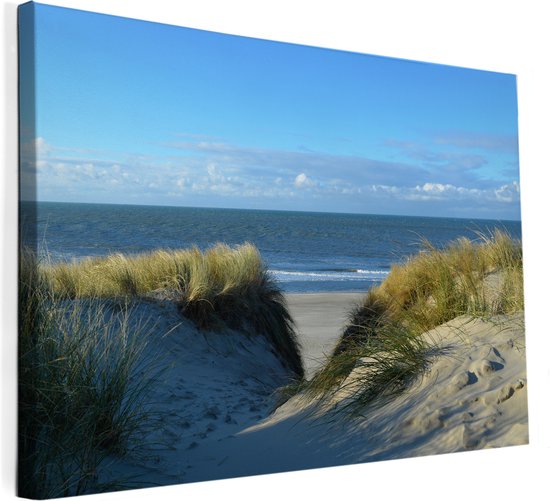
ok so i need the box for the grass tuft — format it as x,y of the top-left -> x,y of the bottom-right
19,250 -> 159,498
41,243 -> 304,379
374,229 -> 523,332
298,231 -> 523,416
176,244 -> 303,378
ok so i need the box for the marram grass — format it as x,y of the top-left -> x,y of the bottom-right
21,242 -> 302,497
42,243 -> 265,299
299,230 -> 524,416
22,243 -> 303,495
372,229 -> 524,333
19,250 -> 160,498
41,243 -> 303,378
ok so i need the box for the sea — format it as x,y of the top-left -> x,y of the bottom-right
22,202 -> 522,294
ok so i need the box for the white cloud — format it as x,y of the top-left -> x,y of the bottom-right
30,137 -> 520,220
35,137 -> 52,157
76,163 -> 97,178
407,183 -> 485,201
167,138 -> 427,188
294,172 -> 316,188
495,181 -> 520,202
20,137 -> 52,170
422,182 -> 450,193
206,163 -> 227,184
364,181 -> 518,205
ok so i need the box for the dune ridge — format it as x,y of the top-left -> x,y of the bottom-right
98,295 -> 527,488
19,233 -> 527,495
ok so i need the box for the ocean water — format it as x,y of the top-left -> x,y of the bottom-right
23,202 -> 522,293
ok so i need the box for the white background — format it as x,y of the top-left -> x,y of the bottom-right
2,1 -> 549,500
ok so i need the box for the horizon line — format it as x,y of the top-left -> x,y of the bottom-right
23,198 -> 522,223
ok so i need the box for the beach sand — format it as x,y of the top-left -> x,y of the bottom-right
285,292 -> 364,378
99,292 -> 528,491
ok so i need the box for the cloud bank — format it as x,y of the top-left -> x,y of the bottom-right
26,134 -> 521,220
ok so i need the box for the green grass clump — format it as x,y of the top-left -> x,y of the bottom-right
176,244 -> 303,378
304,322 -> 429,416
300,230 -> 523,415
385,229 -> 522,329
42,249 -> 192,298
19,250 -> 158,498
41,243 -> 303,378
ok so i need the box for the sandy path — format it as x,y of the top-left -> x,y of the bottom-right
176,312 -> 528,485
286,292 -> 364,378
100,296 -> 528,492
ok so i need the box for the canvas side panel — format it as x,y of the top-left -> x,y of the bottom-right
18,2 -> 37,255
17,4 -> 37,499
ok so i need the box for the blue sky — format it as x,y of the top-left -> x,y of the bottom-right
21,2 -> 521,220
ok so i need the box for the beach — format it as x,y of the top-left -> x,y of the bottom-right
20,233 -> 528,497
14,4 -> 534,495
97,290 -> 528,489
285,293 -> 364,378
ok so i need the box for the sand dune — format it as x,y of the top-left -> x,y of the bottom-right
100,293 -> 528,490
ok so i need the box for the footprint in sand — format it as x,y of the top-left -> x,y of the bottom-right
203,405 -> 220,420
473,347 -> 507,377
224,413 -> 237,424
423,410 -> 446,432
482,378 -> 526,406
461,411 -> 474,422
461,424 -> 484,450
405,409 -> 445,433
482,414 -> 498,431
435,371 -> 477,399
194,423 -> 217,440
514,378 -> 526,390
471,358 -> 504,378
496,385 -> 515,404
452,371 -> 478,390
493,379 -> 526,405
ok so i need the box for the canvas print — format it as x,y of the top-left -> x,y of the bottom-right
18,2 -> 527,498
